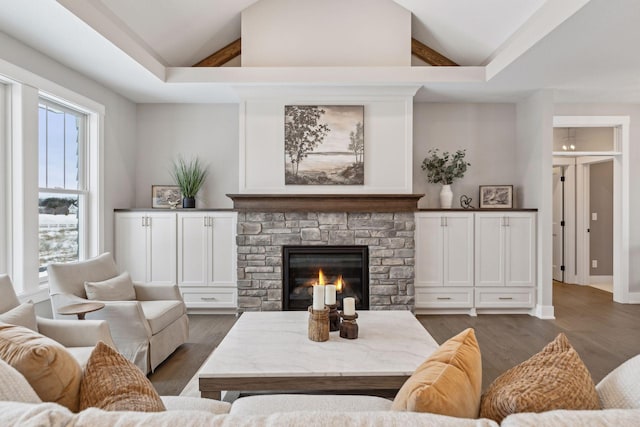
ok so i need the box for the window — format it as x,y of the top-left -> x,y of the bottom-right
38,99 -> 87,274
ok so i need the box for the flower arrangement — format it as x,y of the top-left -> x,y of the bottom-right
420,149 -> 470,185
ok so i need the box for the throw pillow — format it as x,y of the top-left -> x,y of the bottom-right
0,322 -> 82,411
480,333 -> 600,422
391,328 -> 482,418
80,341 -> 165,412
0,301 -> 38,332
0,357 -> 42,403
596,354 -> 640,409
84,271 -> 136,301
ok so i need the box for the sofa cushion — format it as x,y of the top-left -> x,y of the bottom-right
230,394 -> 392,415
596,354 -> 640,409
501,408 -> 640,427
80,341 -> 165,412
65,346 -> 94,369
0,301 -> 38,332
160,396 -> 231,414
480,333 -> 600,422
84,272 -> 136,301
0,357 -> 42,403
0,322 -> 82,411
391,328 -> 482,418
140,300 -> 186,335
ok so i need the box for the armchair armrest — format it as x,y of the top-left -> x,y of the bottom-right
37,317 -> 115,348
133,282 -> 183,301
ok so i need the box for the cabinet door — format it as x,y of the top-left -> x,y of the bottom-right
147,213 -> 176,284
177,213 -> 209,287
209,213 -> 237,286
444,214 -> 474,287
114,213 -> 147,283
475,213 -> 505,287
415,214 -> 444,287
505,213 -> 536,287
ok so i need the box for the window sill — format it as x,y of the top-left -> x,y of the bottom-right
18,284 -> 50,304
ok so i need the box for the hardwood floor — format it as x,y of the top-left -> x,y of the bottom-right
150,282 -> 640,395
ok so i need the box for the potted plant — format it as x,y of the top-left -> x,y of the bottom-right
171,156 -> 209,208
421,149 -> 470,208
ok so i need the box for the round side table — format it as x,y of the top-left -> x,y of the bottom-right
57,302 -> 105,320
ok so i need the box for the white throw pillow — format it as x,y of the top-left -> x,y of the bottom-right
84,272 -> 136,301
0,302 -> 38,332
596,354 -> 640,409
0,356 -> 42,403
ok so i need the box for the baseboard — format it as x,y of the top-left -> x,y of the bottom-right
589,275 -> 613,284
532,304 -> 555,319
627,292 -> 640,304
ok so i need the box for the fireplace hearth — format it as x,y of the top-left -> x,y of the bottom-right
283,246 -> 369,311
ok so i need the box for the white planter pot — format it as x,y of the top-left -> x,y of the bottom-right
440,184 -> 453,209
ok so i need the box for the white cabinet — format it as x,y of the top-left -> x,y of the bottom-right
177,212 -> 237,309
114,212 -> 177,284
415,212 -> 474,309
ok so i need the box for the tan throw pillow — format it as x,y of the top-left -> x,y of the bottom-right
391,328 -> 482,418
480,333 -> 600,422
80,341 -> 165,412
84,272 -> 136,301
0,301 -> 38,332
0,322 -> 82,411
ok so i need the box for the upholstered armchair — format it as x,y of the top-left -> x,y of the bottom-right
0,274 -> 114,366
47,253 -> 189,374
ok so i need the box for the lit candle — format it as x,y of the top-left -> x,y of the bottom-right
343,297 -> 356,315
325,285 -> 336,305
312,285 -> 325,311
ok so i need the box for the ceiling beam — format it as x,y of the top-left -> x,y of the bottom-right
193,38 -> 241,67
411,38 -> 458,66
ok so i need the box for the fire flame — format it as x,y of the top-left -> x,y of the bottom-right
318,269 -> 326,286
335,275 -> 344,292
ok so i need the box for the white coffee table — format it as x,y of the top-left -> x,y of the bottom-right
199,311 -> 438,399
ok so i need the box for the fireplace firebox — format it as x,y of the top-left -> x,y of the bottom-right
283,246 -> 369,311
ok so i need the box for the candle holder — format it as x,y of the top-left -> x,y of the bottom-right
308,306 -> 330,342
327,304 -> 340,332
339,312 -> 359,339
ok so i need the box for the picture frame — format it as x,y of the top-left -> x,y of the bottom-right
152,185 -> 182,209
479,185 -> 513,209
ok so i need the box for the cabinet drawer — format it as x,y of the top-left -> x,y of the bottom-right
475,288 -> 534,308
415,288 -> 473,309
181,287 -> 237,308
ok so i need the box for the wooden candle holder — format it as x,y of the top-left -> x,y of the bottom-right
327,304 -> 340,332
339,312 -> 359,339
308,306 -> 330,342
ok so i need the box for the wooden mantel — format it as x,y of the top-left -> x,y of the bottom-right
226,194 -> 424,212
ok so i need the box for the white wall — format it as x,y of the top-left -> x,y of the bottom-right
135,104 -> 239,208
555,103 -> 640,295
517,91 -> 554,318
413,103 -> 518,209
242,0 -> 411,67
0,32 -> 137,266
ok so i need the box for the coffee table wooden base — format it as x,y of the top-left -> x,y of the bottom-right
199,375 -> 410,401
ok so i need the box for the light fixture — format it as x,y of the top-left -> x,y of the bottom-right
562,145 -> 568,151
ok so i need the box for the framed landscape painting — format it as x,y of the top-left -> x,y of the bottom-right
479,185 -> 513,209
284,105 -> 364,185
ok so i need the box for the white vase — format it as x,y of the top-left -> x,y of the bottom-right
440,184 -> 453,209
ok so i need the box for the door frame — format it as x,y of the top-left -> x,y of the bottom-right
552,116 -> 630,303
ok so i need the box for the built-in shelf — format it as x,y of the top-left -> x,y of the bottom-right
226,194 -> 424,212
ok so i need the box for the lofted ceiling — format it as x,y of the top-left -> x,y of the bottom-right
0,0 -> 638,104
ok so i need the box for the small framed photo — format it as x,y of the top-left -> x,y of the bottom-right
479,185 -> 513,209
152,185 -> 181,209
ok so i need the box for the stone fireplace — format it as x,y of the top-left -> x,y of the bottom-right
231,194 -> 421,312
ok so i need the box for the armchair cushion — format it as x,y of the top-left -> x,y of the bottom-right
48,252 -> 119,299
0,302 -> 38,332
84,272 -> 136,301
140,301 -> 186,335
0,322 -> 82,412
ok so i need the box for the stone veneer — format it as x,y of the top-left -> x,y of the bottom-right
236,212 -> 415,311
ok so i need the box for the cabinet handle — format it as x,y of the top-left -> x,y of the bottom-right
142,217 -> 145,227
147,217 -> 151,227
498,297 -> 513,300
201,297 -> 217,301
204,217 -> 208,228
437,297 -> 452,300
440,217 -> 444,227
210,217 -> 213,227
444,217 -> 447,227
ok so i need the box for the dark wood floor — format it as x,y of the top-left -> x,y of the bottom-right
150,282 -> 640,395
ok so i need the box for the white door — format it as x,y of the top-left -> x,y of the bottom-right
114,213 -> 147,283
177,213 -> 209,286
415,214 -> 444,287
475,213 -> 505,287
210,213 -> 236,285
443,214 -> 474,287
505,213 -> 536,287
552,167 -> 564,282
146,212 -> 177,284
